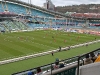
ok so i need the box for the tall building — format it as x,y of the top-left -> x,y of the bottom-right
43,0 -> 55,11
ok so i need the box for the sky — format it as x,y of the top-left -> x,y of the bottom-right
21,0 -> 100,7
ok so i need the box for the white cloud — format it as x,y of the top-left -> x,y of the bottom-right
21,0 -> 100,6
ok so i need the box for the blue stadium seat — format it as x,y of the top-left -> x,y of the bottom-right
0,4 -> 4,12
7,3 -> 26,14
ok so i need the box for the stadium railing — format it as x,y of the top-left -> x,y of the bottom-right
44,62 -> 78,75
44,48 -> 100,75
12,48 -> 100,75
12,56 -> 79,75
77,48 -> 100,75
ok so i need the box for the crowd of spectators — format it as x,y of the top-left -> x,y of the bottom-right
84,52 -> 100,65
84,54 -> 93,65
26,51 -> 100,75
52,58 -> 65,70
27,67 -> 42,75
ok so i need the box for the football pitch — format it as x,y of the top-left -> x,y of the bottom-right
0,30 -> 100,61
0,30 -> 100,75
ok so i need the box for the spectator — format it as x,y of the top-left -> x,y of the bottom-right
27,71 -> 34,75
59,62 -> 65,68
84,54 -> 93,65
37,67 -> 42,75
95,53 -> 100,62
51,51 -> 54,56
59,46 -> 61,51
68,46 -> 70,50
86,43 -> 88,47
97,52 -> 100,56
55,58 -> 59,62
53,61 -> 59,69
90,52 -> 97,62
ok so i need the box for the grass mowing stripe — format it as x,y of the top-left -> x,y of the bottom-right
0,43 -> 23,56
0,49 -> 13,60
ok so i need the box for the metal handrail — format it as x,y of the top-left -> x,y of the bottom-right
77,48 -> 100,75
12,56 -> 79,75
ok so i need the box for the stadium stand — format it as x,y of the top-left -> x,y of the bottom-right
0,0 -> 100,32
2,0 -> 55,17
0,0 -> 100,74
0,2 -> 4,12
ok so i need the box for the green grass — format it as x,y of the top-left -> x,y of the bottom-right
0,30 -> 100,60
0,42 -> 99,75
0,30 -> 100,75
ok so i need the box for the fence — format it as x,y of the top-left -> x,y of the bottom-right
12,48 -> 100,75
77,48 -> 100,75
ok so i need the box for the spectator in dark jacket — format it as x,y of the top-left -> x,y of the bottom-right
37,67 -> 42,73
59,62 -> 65,68
84,54 -> 93,65
90,52 -> 97,62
